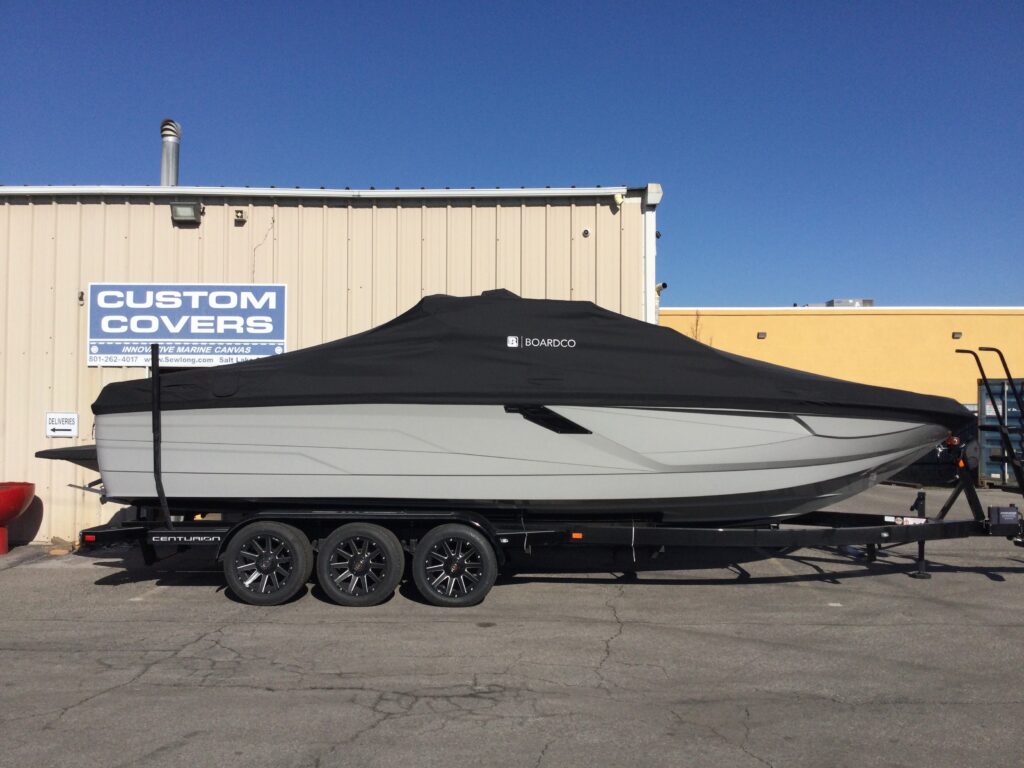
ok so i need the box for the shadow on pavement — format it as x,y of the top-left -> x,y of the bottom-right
74,542 -> 1024,600
494,547 -> 1024,589
82,545 -> 223,589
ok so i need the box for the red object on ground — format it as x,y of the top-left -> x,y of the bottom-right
0,482 -> 35,555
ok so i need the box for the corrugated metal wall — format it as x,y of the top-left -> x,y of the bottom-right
0,193 -> 647,543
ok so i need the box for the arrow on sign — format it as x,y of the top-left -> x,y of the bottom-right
45,412 -> 79,438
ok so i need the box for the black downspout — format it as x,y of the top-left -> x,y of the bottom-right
151,343 -> 173,528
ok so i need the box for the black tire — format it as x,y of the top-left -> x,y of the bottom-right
412,524 -> 497,607
316,523 -> 404,607
223,521 -> 313,606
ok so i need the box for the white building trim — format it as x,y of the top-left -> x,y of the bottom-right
641,184 -> 662,323
0,185 -> 631,200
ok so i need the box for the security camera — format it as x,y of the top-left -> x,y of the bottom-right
655,282 -> 668,296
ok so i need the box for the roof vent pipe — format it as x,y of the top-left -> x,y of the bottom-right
159,119 -> 181,186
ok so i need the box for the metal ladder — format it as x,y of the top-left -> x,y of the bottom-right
956,347 -> 1024,493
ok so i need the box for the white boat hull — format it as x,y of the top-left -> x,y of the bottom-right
94,404 -> 948,523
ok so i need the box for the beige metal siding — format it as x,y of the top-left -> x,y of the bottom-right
496,205 -> 522,294
595,203 -> 620,312
396,206 -> 422,314
620,200 -> 644,318
521,205 -> 546,299
0,193 -> 647,543
545,203 -> 571,299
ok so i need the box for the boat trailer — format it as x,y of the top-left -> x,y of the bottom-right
76,344 -> 1024,604
79,465 -> 1024,579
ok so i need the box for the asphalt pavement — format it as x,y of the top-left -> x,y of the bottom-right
1,485 -> 1022,768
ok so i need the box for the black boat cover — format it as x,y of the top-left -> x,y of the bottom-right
92,290 -> 970,428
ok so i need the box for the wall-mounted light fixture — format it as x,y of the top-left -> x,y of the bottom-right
951,331 -> 962,340
170,201 -> 202,225
757,331 -> 767,340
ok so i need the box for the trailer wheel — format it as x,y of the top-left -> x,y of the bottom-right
223,521 -> 313,606
316,523 -> 404,607
412,524 -> 497,607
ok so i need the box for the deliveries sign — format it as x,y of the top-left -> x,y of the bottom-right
87,283 -> 286,367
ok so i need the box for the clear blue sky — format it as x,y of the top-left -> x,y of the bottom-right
1,1 -> 1021,306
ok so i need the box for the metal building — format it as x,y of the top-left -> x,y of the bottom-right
0,183 -> 663,543
659,305 -> 1024,405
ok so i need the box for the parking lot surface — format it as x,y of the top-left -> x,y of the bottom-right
1,485 -> 1022,768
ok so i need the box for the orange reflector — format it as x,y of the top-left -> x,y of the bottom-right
84,534 -> 96,542
571,532 -> 584,540
958,459 -> 966,468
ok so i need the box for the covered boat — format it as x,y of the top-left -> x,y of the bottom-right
63,290 -> 971,523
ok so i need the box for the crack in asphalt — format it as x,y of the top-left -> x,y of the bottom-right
533,737 -> 556,768
5,528 -> 1024,768
108,730 -> 202,768
672,707 -> 777,768
595,585 -> 626,690
39,652 -> 175,732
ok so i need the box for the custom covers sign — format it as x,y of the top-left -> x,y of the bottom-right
87,283 -> 286,367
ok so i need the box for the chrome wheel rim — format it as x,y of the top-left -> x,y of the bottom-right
329,536 -> 389,597
233,534 -> 295,596
423,536 -> 483,599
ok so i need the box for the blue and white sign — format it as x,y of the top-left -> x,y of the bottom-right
87,283 -> 287,367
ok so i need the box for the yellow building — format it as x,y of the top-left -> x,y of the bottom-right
659,306 -> 1024,406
